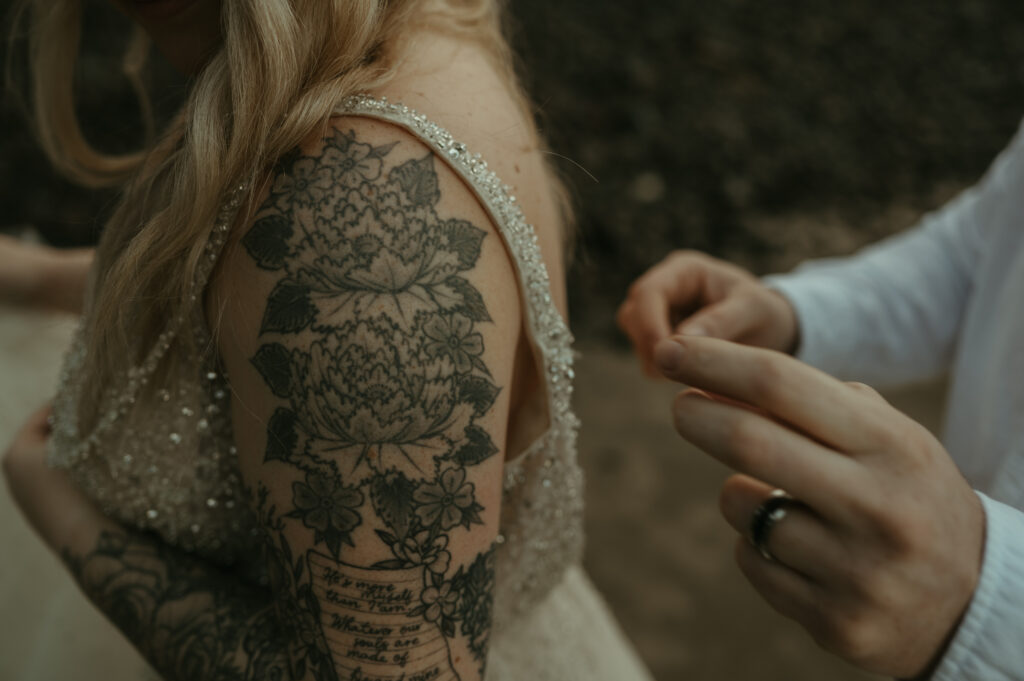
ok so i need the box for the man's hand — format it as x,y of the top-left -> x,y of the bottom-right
618,250 -> 799,375
655,335 -> 985,678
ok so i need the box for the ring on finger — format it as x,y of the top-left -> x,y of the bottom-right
749,489 -> 798,562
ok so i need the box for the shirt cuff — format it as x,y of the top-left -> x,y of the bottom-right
761,272 -> 833,371
930,492 -> 1024,680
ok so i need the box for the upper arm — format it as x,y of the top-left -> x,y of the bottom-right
211,118 -> 519,680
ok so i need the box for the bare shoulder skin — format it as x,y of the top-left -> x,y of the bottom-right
377,29 -> 569,319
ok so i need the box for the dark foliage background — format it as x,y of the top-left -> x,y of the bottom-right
3,0 -> 1024,339
509,0 -> 1024,336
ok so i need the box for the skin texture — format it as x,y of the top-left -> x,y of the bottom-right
620,251 -> 984,677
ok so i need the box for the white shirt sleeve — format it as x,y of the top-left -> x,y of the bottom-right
762,120 -> 1024,388
931,492 -> 1024,681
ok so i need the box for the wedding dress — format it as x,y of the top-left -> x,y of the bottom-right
48,96 -> 654,681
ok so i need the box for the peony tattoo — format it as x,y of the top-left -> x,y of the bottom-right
245,128 -> 499,681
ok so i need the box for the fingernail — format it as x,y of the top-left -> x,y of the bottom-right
680,324 -> 707,337
654,338 -> 684,371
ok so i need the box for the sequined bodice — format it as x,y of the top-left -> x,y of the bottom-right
48,95 -> 584,629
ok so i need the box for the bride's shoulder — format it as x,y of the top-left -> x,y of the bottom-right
370,31 -> 536,171
360,30 -> 569,306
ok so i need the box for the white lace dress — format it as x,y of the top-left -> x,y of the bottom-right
48,96 -> 654,681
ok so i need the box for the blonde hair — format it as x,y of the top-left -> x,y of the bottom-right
19,0 -> 530,428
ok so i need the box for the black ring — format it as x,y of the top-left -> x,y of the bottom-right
749,492 -> 794,562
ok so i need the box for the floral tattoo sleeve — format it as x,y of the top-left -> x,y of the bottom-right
243,126 -> 502,681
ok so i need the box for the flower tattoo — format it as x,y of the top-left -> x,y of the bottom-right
322,128 -> 392,188
288,472 -> 363,555
424,312 -> 485,374
271,157 -> 334,210
393,531 -> 452,574
413,468 -> 478,530
243,125 -> 500,679
420,581 -> 460,624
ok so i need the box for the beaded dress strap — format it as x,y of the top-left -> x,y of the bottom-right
56,184 -> 249,461
337,95 -> 578,481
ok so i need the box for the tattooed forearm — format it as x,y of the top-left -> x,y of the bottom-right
63,530 -> 288,681
242,126 -> 502,680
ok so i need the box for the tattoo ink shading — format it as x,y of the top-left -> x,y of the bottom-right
245,128 -> 500,680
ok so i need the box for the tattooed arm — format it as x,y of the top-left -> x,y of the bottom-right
3,407 -> 288,680
63,528 -> 288,679
212,119 -> 520,681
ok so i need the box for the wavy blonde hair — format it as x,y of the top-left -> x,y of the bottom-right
20,0 -> 532,427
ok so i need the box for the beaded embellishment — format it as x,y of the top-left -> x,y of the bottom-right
47,96 -> 585,626
47,185 -> 258,561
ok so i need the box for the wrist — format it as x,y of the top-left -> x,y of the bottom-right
767,289 -> 800,355
905,489 -> 986,681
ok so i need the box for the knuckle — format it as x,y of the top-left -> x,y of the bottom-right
748,355 -> 787,403
845,381 -> 881,398
845,482 -> 893,523
625,279 -> 646,301
846,487 -> 922,558
690,313 -> 719,337
861,416 -> 908,451
626,274 -> 648,295
732,283 -> 763,305
672,336 -> 701,363
842,559 -> 887,602
725,416 -> 764,458
671,391 -> 693,433
901,422 -> 939,463
813,608 -> 879,664
873,506 -> 922,558
666,249 -> 702,265
873,418 -> 933,463
717,475 -> 746,518
614,302 -> 632,330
